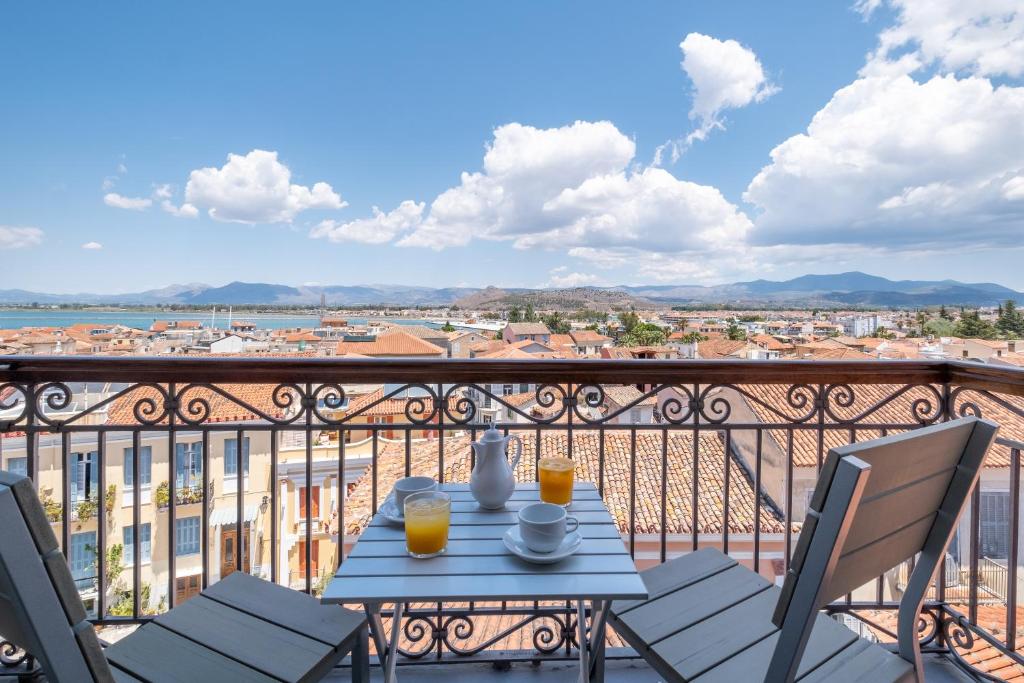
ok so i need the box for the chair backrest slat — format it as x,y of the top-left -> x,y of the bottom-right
767,417 -> 999,682
0,471 -> 114,682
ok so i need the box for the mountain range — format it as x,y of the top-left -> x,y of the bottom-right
1,272 -> 1020,309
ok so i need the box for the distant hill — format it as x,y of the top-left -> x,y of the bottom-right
0,272 -> 1020,309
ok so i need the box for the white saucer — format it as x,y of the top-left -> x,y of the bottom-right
503,527 -> 582,564
379,496 -> 405,525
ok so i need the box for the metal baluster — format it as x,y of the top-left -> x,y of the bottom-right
305,385 -> 314,595
61,431 -> 70,560
691,384 -> 700,552
97,432 -> 106,618
200,429 -> 209,590
970,486 -> 981,625
132,430 -> 141,618
168,383 -> 177,607
754,429 -> 762,574
785,430 -> 794,571
660,428 -> 668,564
629,428 -> 636,558
723,429 -> 731,556
1009,447 -> 1020,651
337,432 -> 345,568
236,428 -> 244,577
271,428 -> 278,583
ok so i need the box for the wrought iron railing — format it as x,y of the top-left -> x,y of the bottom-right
0,356 -> 1023,679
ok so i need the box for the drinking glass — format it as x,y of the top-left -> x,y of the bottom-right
538,457 -> 574,506
404,490 -> 451,558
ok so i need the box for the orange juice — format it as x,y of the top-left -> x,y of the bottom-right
404,492 -> 451,558
539,457 -> 574,506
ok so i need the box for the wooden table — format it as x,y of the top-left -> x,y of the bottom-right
322,482 -> 648,682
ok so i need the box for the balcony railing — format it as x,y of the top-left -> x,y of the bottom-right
1,356 -> 1024,679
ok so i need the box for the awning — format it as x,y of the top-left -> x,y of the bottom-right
209,505 -> 259,526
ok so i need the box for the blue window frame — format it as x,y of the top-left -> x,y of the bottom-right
223,437 -> 250,477
123,523 -> 151,564
69,532 -> 96,581
124,446 -> 152,488
175,516 -> 200,556
175,443 -> 202,489
5,457 -> 27,477
70,451 -> 99,502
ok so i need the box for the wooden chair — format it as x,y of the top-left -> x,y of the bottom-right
608,416 -> 999,682
0,470 -> 369,682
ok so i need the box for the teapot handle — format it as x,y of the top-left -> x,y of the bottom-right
507,435 -> 523,472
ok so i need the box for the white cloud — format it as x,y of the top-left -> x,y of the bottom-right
654,33 -> 777,163
184,149 -> 346,224
677,33 -> 778,144
101,177 -> 116,191
152,183 -> 174,199
117,162 -> 128,174
0,226 -> 43,249
310,200 -> 424,244
744,73 -> 1024,248
544,267 -> 603,288
382,120 -> 748,265
859,0 -> 1024,78
103,193 -> 152,211
81,241 -> 103,250
160,200 -> 199,218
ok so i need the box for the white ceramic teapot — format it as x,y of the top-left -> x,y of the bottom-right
469,427 -> 523,509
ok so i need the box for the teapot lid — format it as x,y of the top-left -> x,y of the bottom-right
477,426 -> 506,443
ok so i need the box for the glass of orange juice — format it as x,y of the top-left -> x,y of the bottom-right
404,490 -> 451,558
538,457 -> 574,507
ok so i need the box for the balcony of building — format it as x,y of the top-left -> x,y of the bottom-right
1,356 -> 1023,681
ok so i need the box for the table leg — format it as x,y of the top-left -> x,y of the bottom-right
363,602 -> 389,669
588,600 -> 610,682
385,602 -> 405,683
576,601 -> 589,683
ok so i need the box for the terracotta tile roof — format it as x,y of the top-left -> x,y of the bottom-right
283,331 -> 321,343
996,353 -> 1024,367
751,334 -> 788,351
344,387 -> 456,418
698,339 -> 748,359
382,325 -> 444,340
476,346 -> 536,359
343,431 -> 784,536
548,333 -> 576,349
800,348 -> 876,360
737,383 -> 1024,468
602,385 -> 657,407
150,321 -> 168,332
505,323 -> 551,336
468,340 -> 508,355
570,330 -> 611,344
509,339 -> 557,352
335,330 -> 444,357
105,384 -> 286,425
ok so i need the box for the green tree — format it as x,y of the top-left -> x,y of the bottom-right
524,303 -> 537,322
507,306 -> 522,323
541,312 -> 570,334
681,331 -> 708,344
619,311 -> 640,334
996,299 -> 1024,336
954,310 -> 998,339
725,323 -> 746,341
441,320 -> 456,332
939,305 -> 954,321
923,318 -> 956,337
869,326 -> 896,340
622,323 -> 667,347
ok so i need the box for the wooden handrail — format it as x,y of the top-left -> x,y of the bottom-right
0,356 -> 1021,396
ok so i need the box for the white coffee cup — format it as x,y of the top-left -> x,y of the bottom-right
393,476 -> 437,512
517,502 -> 579,553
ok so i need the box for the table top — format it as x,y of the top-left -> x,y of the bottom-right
322,482 -> 649,605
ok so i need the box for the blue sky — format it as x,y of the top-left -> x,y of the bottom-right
3,1 -> 1024,293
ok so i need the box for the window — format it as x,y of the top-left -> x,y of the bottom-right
123,446 -> 152,488
519,383 -> 529,394
5,457 -> 27,477
502,384 -> 513,396
299,486 -> 321,519
175,443 -> 203,489
123,523 -> 152,564
70,451 -> 98,502
630,408 -> 642,423
175,516 -> 200,556
70,532 -> 96,581
223,437 -> 250,477
980,491 -> 1010,559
